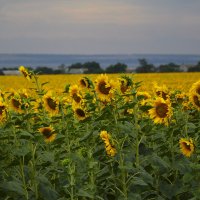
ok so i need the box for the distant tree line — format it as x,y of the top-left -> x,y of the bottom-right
1,59 -> 200,75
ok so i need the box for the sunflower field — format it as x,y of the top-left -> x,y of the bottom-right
0,67 -> 200,200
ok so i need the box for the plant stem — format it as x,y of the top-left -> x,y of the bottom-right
19,157 -> 29,200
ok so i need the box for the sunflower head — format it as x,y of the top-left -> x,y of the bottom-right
95,74 -> 117,102
0,101 -> 7,122
10,96 -> 23,113
19,66 -> 32,80
179,138 -> 194,157
190,80 -> 200,95
73,105 -> 88,121
79,77 -> 93,89
69,84 -> 82,104
100,130 -> 116,157
43,91 -> 59,115
38,126 -> 56,143
149,97 -> 172,126
118,76 -> 133,94
189,92 -> 200,111
154,83 -> 169,100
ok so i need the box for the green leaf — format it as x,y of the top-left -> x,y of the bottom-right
77,189 -> 94,198
0,181 -> 24,196
131,177 -> 148,186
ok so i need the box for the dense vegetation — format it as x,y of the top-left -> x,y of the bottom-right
1,59 -> 200,75
0,67 -> 200,199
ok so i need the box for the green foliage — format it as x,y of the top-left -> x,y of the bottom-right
105,63 -> 128,73
135,58 -> 156,73
0,72 -> 200,200
158,63 -> 182,72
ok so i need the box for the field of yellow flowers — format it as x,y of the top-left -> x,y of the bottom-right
1,72 -> 200,92
0,68 -> 200,199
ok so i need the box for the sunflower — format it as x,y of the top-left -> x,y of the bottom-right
179,138 -> 194,157
38,126 -> 56,143
118,76 -> 132,94
0,101 -> 7,123
153,83 -> 169,100
43,91 -> 59,115
19,66 -> 32,80
79,77 -> 91,89
100,130 -> 116,157
95,74 -> 117,102
73,105 -> 87,121
189,93 -> 200,111
10,96 -> 23,113
136,91 -> 151,106
190,80 -> 200,95
149,97 -> 172,126
69,84 -> 82,104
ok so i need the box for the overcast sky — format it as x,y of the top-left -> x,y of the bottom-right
0,0 -> 200,54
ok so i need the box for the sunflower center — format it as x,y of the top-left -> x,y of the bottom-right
98,81 -> 111,95
42,128 -> 53,138
155,103 -> 168,118
193,95 -> 200,107
80,79 -> 87,87
76,108 -> 85,117
47,98 -> 57,110
183,142 -> 191,151
0,106 -> 5,115
12,99 -> 21,109
72,94 -> 81,103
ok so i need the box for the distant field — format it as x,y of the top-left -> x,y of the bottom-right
1,72 -> 200,92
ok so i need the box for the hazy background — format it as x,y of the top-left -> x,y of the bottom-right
0,0 -> 200,54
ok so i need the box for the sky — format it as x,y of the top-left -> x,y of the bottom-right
0,0 -> 200,54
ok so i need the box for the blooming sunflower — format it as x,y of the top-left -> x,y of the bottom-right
100,130 -> 116,157
43,91 -> 59,115
118,76 -> 132,94
148,97 -> 172,126
38,126 -> 56,143
189,91 -> 200,111
10,96 -> 23,113
0,101 -> 7,123
72,105 -> 87,121
95,74 -> 117,102
190,80 -> 200,95
69,84 -> 82,104
179,138 -> 194,157
153,83 -> 169,100
19,66 -> 32,80
79,77 -> 91,89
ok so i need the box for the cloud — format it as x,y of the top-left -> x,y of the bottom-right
0,0 -> 200,54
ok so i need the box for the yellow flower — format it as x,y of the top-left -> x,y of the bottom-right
95,74 -> 117,102
19,66 -> 32,80
153,83 -> 169,100
73,105 -> 87,121
179,138 -> 194,157
10,96 -> 23,113
43,91 -> 59,115
190,80 -> 200,95
189,83 -> 200,111
100,130 -> 110,141
0,101 -> 7,123
149,97 -> 172,126
79,77 -> 91,89
69,84 -> 83,104
38,126 -> 57,143
100,130 -> 116,157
